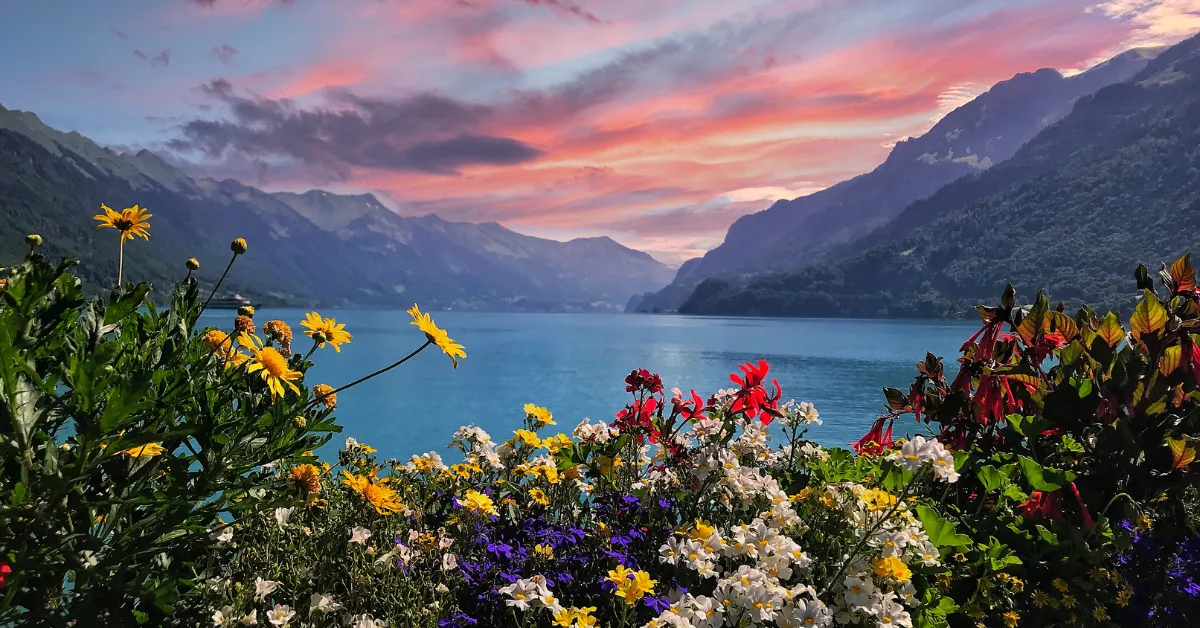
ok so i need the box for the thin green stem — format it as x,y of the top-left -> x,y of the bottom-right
117,238 -> 124,287
304,340 -> 432,410
199,253 -> 238,317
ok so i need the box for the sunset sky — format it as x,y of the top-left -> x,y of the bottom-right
2,0 -> 1197,263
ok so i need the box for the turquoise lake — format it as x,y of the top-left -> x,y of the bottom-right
198,310 -> 978,460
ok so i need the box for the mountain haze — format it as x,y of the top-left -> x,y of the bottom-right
630,47 -> 1162,313
680,34 -> 1200,318
0,106 -> 673,311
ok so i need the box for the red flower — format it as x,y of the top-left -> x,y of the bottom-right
0,560 -> 11,588
625,369 -> 664,394
852,418 -> 894,456
728,360 -> 782,424
614,397 -> 659,443
672,388 -> 706,421
1019,491 -> 1062,522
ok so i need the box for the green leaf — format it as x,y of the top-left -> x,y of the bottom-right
883,386 -> 909,410
104,282 -> 151,325
10,482 -> 26,507
1130,290 -> 1168,343
100,371 -> 154,433
977,465 -> 1006,491
1035,524 -> 1058,545
916,505 -> 971,547
1017,456 -> 1076,492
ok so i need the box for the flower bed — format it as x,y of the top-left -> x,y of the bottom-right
2,212 -> 1200,626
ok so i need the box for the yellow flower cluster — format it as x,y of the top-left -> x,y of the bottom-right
460,489 -> 498,516
523,403 -> 555,427
407,304 -> 466,368
607,565 -> 656,604
341,471 -> 405,515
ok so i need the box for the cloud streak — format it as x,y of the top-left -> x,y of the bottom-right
56,0 -> 1193,262
133,48 -> 171,67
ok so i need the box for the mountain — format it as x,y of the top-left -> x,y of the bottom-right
630,46 -> 1162,313
679,34 -> 1200,318
0,106 -> 673,311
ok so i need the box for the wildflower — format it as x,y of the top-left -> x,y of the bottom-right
513,429 -> 541,448
263,320 -> 293,356
254,577 -> 279,601
238,305 -> 256,318
350,527 -> 372,544
350,616 -> 385,628
239,611 -> 257,626
186,257 -> 200,271
530,488 -> 550,506
871,556 -> 912,582
289,464 -> 321,497
1002,611 -> 1019,627
341,472 -> 406,515
94,203 -> 151,242
460,489 -> 498,516
1093,607 -> 1108,621
213,606 -> 235,627
534,543 -> 554,558
231,237 -> 248,254
612,568 -> 655,604
313,384 -> 337,409
309,592 -> 342,615
273,507 -> 293,528
1051,578 -> 1069,593
1116,585 -> 1133,607
234,315 -> 256,335
213,526 -> 234,543
442,553 -> 458,571
1031,591 -> 1051,607
407,304 -> 466,367
265,604 -> 294,626
120,442 -> 166,458
292,416 -> 306,428
524,403 -> 555,426
300,312 -> 351,352
238,334 -> 302,400
860,488 -> 898,513
1059,594 -> 1077,609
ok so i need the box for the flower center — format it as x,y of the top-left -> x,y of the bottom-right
115,219 -> 134,231
261,347 -> 289,377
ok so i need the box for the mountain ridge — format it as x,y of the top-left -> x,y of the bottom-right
0,104 -> 674,311
629,46 -> 1164,313
678,34 -> 1200,318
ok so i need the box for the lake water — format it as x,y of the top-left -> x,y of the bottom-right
198,310 -> 977,460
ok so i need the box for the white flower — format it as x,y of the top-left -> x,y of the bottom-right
439,536 -> 453,550
442,553 -> 458,571
436,583 -> 450,594
344,436 -> 359,450
350,616 -> 385,628
213,606 -> 234,627
842,576 -> 877,608
213,526 -> 234,544
253,577 -> 279,602
498,578 -> 543,611
874,596 -> 911,627
273,507 -> 293,529
265,604 -> 294,626
239,611 -> 258,626
349,527 -> 372,544
309,592 -> 342,615
796,401 -> 822,424
930,443 -> 959,483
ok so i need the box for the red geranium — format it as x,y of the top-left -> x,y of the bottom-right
625,369 -> 663,394
614,397 -> 659,443
672,388 -> 706,421
728,360 -> 782,424
852,417 -> 894,456
0,560 -> 11,588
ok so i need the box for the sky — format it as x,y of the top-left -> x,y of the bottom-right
1,0 -> 1198,264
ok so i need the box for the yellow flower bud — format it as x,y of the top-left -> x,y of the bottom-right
25,234 -> 42,247
231,237 -> 248,255
186,257 -> 200,271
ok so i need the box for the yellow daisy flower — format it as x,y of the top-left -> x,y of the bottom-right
300,312 -> 352,352
239,333 -> 302,400
93,203 -> 151,242
406,304 -> 466,368
120,442 -> 166,458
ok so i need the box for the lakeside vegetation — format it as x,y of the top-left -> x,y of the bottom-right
2,209 -> 1200,626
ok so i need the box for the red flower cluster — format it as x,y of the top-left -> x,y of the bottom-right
728,360 -> 782,425
0,560 -> 10,588
625,369 -> 663,394
852,417 -> 894,456
614,397 -> 659,444
1019,483 -> 1094,529
672,388 -> 706,421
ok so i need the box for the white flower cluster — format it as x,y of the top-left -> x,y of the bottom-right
449,425 -> 504,469
499,575 -> 562,614
887,436 -> 959,483
642,590 -> 725,628
573,417 -> 619,444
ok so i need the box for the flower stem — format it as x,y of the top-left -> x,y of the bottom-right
199,253 -> 238,317
117,238 -> 124,287
306,340 -> 432,410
